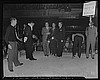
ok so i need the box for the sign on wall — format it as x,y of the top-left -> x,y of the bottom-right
82,1 -> 96,16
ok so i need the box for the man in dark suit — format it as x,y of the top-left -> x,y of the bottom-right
72,33 -> 85,58
47,22 -> 58,56
24,22 -> 37,60
56,22 -> 66,57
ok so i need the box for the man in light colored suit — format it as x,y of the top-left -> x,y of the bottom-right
42,22 -> 50,56
85,22 -> 97,59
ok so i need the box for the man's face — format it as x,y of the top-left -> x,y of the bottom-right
45,22 -> 49,27
11,19 -> 17,26
58,22 -> 62,27
52,23 -> 56,27
52,23 -> 56,29
31,23 -> 35,27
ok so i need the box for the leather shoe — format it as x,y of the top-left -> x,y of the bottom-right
57,55 -> 62,57
19,63 -> 23,66
91,54 -> 95,59
26,57 -> 29,59
15,63 -> 23,67
92,57 -> 94,59
72,55 -> 75,58
86,57 -> 89,59
29,58 -> 37,60
9,69 -> 14,72
44,54 -> 49,56
78,55 -> 81,58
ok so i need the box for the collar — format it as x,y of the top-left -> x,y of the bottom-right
46,27 -> 49,30
11,24 -> 15,27
59,26 -> 62,29
28,23 -> 33,30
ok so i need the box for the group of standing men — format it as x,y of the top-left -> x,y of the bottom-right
5,18 -> 37,72
42,21 -> 98,59
4,17 -> 97,72
42,21 -> 66,57
72,21 -> 97,59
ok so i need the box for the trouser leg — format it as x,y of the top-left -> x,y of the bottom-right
50,40 -> 57,55
57,42 -> 63,57
53,40 -> 57,55
43,41 -> 49,55
73,42 -> 77,56
91,38 -> 96,57
49,41 -> 52,54
78,37 -> 82,58
13,42 -> 20,66
47,41 -> 50,55
29,46 -> 33,59
7,42 -> 14,70
25,43 -> 29,58
56,42 -> 60,56
72,37 -> 78,56
26,43 -> 33,59
86,38 -> 90,58
50,40 -> 54,55
43,41 -> 46,55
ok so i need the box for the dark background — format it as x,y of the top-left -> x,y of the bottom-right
3,3 -> 98,41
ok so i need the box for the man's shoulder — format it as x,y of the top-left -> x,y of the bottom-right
7,25 -> 12,30
42,27 -> 46,30
42,27 -> 45,29
94,26 -> 97,29
86,27 -> 89,29
26,25 -> 30,28
25,25 -> 30,29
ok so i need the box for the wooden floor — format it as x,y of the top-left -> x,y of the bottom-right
3,51 -> 98,78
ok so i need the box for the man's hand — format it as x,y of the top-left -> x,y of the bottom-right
8,44 -> 12,49
82,41 -> 84,44
32,35 -> 35,38
19,38 -> 22,41
61,40 -> 63,42
52,37 -> 54,39
24,37 -> 28,42
47,33 -> 50,35
32,35 -> 37,39
48,40 -> 50,43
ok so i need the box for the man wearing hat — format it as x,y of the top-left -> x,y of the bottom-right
85,22 -> 97,59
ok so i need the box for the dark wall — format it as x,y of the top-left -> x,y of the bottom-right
3,17 -> 89,41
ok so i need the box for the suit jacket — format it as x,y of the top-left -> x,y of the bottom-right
5,25 -> 18,44
24,25 -> 33,44
86,26 -> 97,39
47,28 -> 58,41
42,27 -> 49,42
56,26 -> 66,42
47,28 -> 52,41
